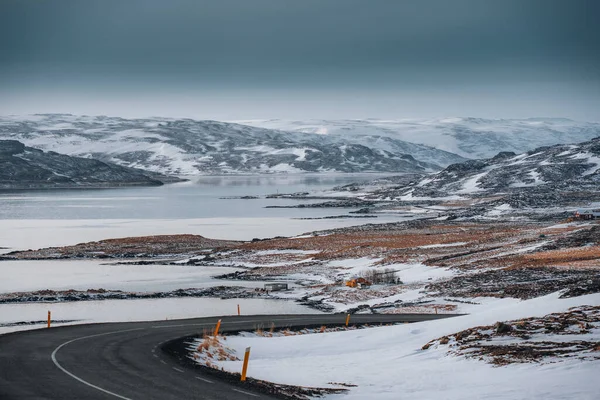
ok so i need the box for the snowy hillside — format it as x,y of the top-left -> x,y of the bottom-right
191,294 -> 600,400
0,114 -> 465,176
406,137 -> 600,197
340,137 -> 600,207
238,118 -> 600,160
0,140 -> 170,189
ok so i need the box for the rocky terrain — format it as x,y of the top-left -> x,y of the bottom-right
0,114 -> 465,175
5,219 -> 598,313
1,234 -> 240,259
281,137 -> 598,224
0,286 -> 266,304
0,140 -> 179,189
355,137 -> 600,200
422,306 -> 600,365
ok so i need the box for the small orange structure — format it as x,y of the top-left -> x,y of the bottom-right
574,209 -> 600,220
345,277 -> 372,288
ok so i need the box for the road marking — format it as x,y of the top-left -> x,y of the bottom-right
47,315 -> 454,399
232,388 -> 260,397
51,328 -> 144,400
153,354 -> 158,358
173,367 -> 184,373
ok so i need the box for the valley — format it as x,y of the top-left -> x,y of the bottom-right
1,115 -> 599,399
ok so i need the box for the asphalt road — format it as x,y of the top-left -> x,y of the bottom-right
0,313 -> 458,400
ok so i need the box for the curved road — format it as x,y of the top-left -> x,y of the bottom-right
0,313 -> 457,399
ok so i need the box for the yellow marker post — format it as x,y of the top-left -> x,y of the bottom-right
237,304 -> 241,316
241,347 -> 251,382
345,314 -> 350,327
214,319 -> 222,337
47,311 -> 51,328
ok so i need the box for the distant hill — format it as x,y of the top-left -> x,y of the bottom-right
356,137 -> 600,208
0,140 -> 176,189
0,114 -> 467,175
239,118 -> 600,160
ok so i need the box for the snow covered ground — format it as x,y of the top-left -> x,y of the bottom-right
0,260 -> 254,293
194,292 -> 600,399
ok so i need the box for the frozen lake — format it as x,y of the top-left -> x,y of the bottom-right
0,174 -> 382,220
0,174 -> 406,251
0,259 -> 270,293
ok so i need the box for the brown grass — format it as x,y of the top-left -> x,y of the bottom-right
502,247 -> 600,269
242,223 -> 538,263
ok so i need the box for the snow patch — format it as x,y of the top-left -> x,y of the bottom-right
201,292 -> 600,399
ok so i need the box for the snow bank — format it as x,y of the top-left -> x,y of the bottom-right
208,292 -> 600,399
387,262 -> 455,284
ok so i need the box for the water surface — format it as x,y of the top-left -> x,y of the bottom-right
0,174 -> 408,249
0,174 -> 383,219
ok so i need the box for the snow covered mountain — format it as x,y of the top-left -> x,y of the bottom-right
0,140 -> 171,189
238,118 -> 600,160
365,137 -> 600,207
0,114 -> 466,176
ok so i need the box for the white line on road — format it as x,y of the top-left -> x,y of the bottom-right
47,315 -> 439,400
232,388 -> 260,397
51,328 -> 144,400
173,367 -> 184,373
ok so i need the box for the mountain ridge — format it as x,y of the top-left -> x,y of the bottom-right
0,114 -> 466,175
237,117 -> 600,160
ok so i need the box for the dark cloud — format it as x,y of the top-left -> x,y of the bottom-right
1,0 -> 599,119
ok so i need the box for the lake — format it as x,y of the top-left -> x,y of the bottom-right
0,174 -> 385,219
0,174 -> 407,250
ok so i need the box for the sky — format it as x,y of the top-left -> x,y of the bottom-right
1,0 -> 599,121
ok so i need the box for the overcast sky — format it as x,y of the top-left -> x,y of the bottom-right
1,0 -> 599,120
